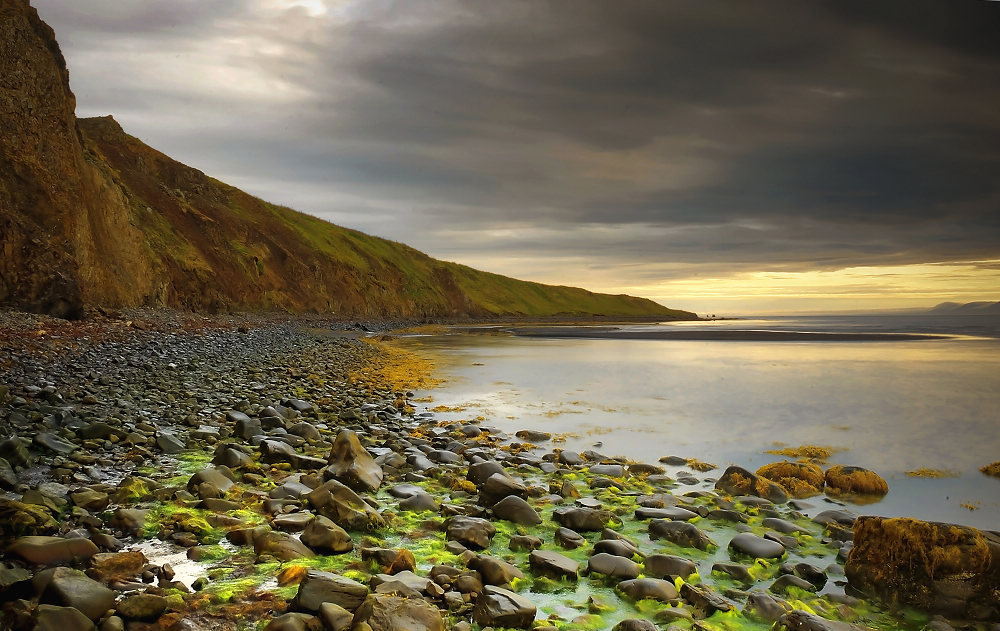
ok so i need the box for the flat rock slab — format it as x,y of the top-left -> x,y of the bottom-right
293,569 -> 369,613
473,585 -> 537,629
8,536 -> 98,565
588,553 -> 640,580
529,550 -> 579,580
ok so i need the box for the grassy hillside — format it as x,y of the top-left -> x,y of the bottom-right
77,116 -> 694,320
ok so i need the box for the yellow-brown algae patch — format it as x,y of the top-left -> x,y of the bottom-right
686,459 -> 717,472
756,461 -> 824,498
765,445 -> 837,462
905,468 -> 956,478
979,461 -> 1000,477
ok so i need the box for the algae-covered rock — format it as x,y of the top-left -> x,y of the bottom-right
33,604 -> 97,631
757,461 -> 825,497
981,461 -> 1000,477
715,465 -> 788,503
845,516 -> 1000,619
778,609 -> 873,631
116,593 -> 167,621
0,498 -> 57,536
306,479 -> 383,531
824,465 -> 888,496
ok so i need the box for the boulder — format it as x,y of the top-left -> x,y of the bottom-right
648,520 -> 715,550
265,613 -> 323,631
679,582 -> 734,616
744,592 -> 793,623
360,548 -> 416,574
351,593 -> 445,631
593,539 -> 640,559
528,550 -> 579,581
293,569 -> 369,613
479,473 -> 527,508
0,499 -> 57,536
845,517 -> 1000,620
8,536 -> 98,565
469,554 -> 525,586
34,432 -> 76,455
252,529 -> 316,561
467,461 -> 506,487
553,507 -> 611,532
587,553 -> 640,580
155,432 -> 185,454
326,429 -> 383,492
37,567 -> 115,620
186,467 -> 235,494
613,620 -> 657,631
729,533 -> 786,559
715,465 -> 788,504
778,610 -> 873,631
88,551 -> 147,582
491,495 -> 541,525
32,605 -> 96,631
116,593 -> 167,621
554,527 -> 585,549
445,515 -> 495,550
617,577 -> 678,603
301,516 -> 353,554
824,466 -> 888,496
306,479 -> 383,531
472,585 -> 536,629
318,603 -> 353,631
643,554 -> 696,580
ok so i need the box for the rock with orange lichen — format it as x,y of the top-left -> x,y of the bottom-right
824,465 -> 888,496
756,461 -> 825,498
715,465 -> 788,504
845,516 -> 1000,620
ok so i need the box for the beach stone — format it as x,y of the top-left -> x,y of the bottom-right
491,495 -> 540,525
467,461 -> 506,487
370,570 -> 431,595
558,451 -> 583,466
479,473 -> 527,508
613,620 -> 657,631
293,569 -> 369,613
744,592 -> 793,622
8,536 -> 98,565
730,533 -> 786,559
187,467 -> 235,494
469,554 -> 525,586
300,516 -> 353,554
812,510 -> 857,527
253,529 -> 316,561
70,489 -> 109,512
515,430 -> 551,443
715,466 -> 788,504
326,429 -> 383,492
472,585 -> 536,629
824,465 -> 888,496
554,527 -> 586,549
306,479 -> 383,531
617,578 -> 678,603
33,604 -> 96,631
35,432 -> 77,455
233,414 -> 263,441
351,593 -> 445,631
445,516 -> 495,550
398,490 -> 438,512
589,464 -> 624,477
110,508 -> 148,535
529,550 -> 579,581
588,553 -> 640,580
634,506 -> 698,521
648,520 -> 715,550
0,437 -> 32,467
274,512 -> 316,532
509,535 -> 542,551
845,517 -> 1000,619
713,562 -> 754,583
771,574 -> 817,595
261,439 -> 298,464
643,554 -> 697,580
0,457 -> 16,489
778,610 -> 872,631
679,582 -> 734,616
627,463 -> 665,476
637,493 -> 679,508
318,602 -> 353,631
116,593 -> 167,621
155,431 -> 185,454
289,421 -> 321,442
762,518 -> 809,535
89,551 -> 147,582
265,613 -> 322,631
593,539 -> 640,559
783,562 -> 827,589
213,446 -> 252,469
40,567 -> 115,620
361,548 -> 416,574
553,507 -> 611,531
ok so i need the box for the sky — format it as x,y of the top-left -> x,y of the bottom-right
32,0 -> 1000,315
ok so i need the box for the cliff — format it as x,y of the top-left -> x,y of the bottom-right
0,1 -> 693,321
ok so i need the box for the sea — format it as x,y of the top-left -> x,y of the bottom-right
396,315 -> 1000,530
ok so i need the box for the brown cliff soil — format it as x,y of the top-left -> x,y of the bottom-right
0,2 -> 693,321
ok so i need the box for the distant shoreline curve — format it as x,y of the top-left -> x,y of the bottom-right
509,328 -> 948,341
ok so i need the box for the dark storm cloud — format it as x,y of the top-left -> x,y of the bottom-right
30,0 -> 1000,285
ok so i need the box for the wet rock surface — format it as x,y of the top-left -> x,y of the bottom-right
0,312 -> 987,630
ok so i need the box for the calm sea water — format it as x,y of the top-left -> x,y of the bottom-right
398,315 -> 1000,529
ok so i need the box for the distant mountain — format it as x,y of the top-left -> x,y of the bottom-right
927,301 -> 1000,315
0,2 -> 694,322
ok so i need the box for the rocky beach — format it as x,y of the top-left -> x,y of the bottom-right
1,312 -> 997,631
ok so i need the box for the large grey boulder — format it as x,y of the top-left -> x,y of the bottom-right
36,567 -> 115,620
325,429 -> 383,492
300,516 -> 353,554
293,569 -> 369,613
472,586 -> 536,629
444,515 -> 495,550
350,593 -> 445,631
306,479 -> 383,531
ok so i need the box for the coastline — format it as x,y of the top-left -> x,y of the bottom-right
0,311 -> 996,630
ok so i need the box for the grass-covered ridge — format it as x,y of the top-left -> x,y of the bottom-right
76,115 -> 694,320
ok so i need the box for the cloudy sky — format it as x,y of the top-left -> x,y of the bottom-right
33,0 -> 1000,314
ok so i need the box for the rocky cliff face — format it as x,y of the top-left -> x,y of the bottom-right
0,0 -> 154,317
0,1 -> 691,321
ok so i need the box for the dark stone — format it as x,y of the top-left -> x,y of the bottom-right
617,577 -> 679,602
771,574 -> 817,595
468,554 -> 524,586
634,506 -> 698,521
491,495 -> 540,525
679,582 -> 734,616
472,585 -> 536,629
326,429 -> 383,492
715,466 -> 788,504
643,554 -> 696,580
351,593 -> 445,631
648,520 -> 715,550
300,516 -> 353,554
445,516 -> 496,550
592,539 -> 640,559
553,507 -> 611,532
117,593 -> 167,621
508,535 -> 542,552
293,569 -> 369,613
479,473 -> 527,508
729,533 -> 786,559
554,527 -> 586,549
588,553 -> 640,580
529,550 -> 579,581
613,620 -> 658,631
